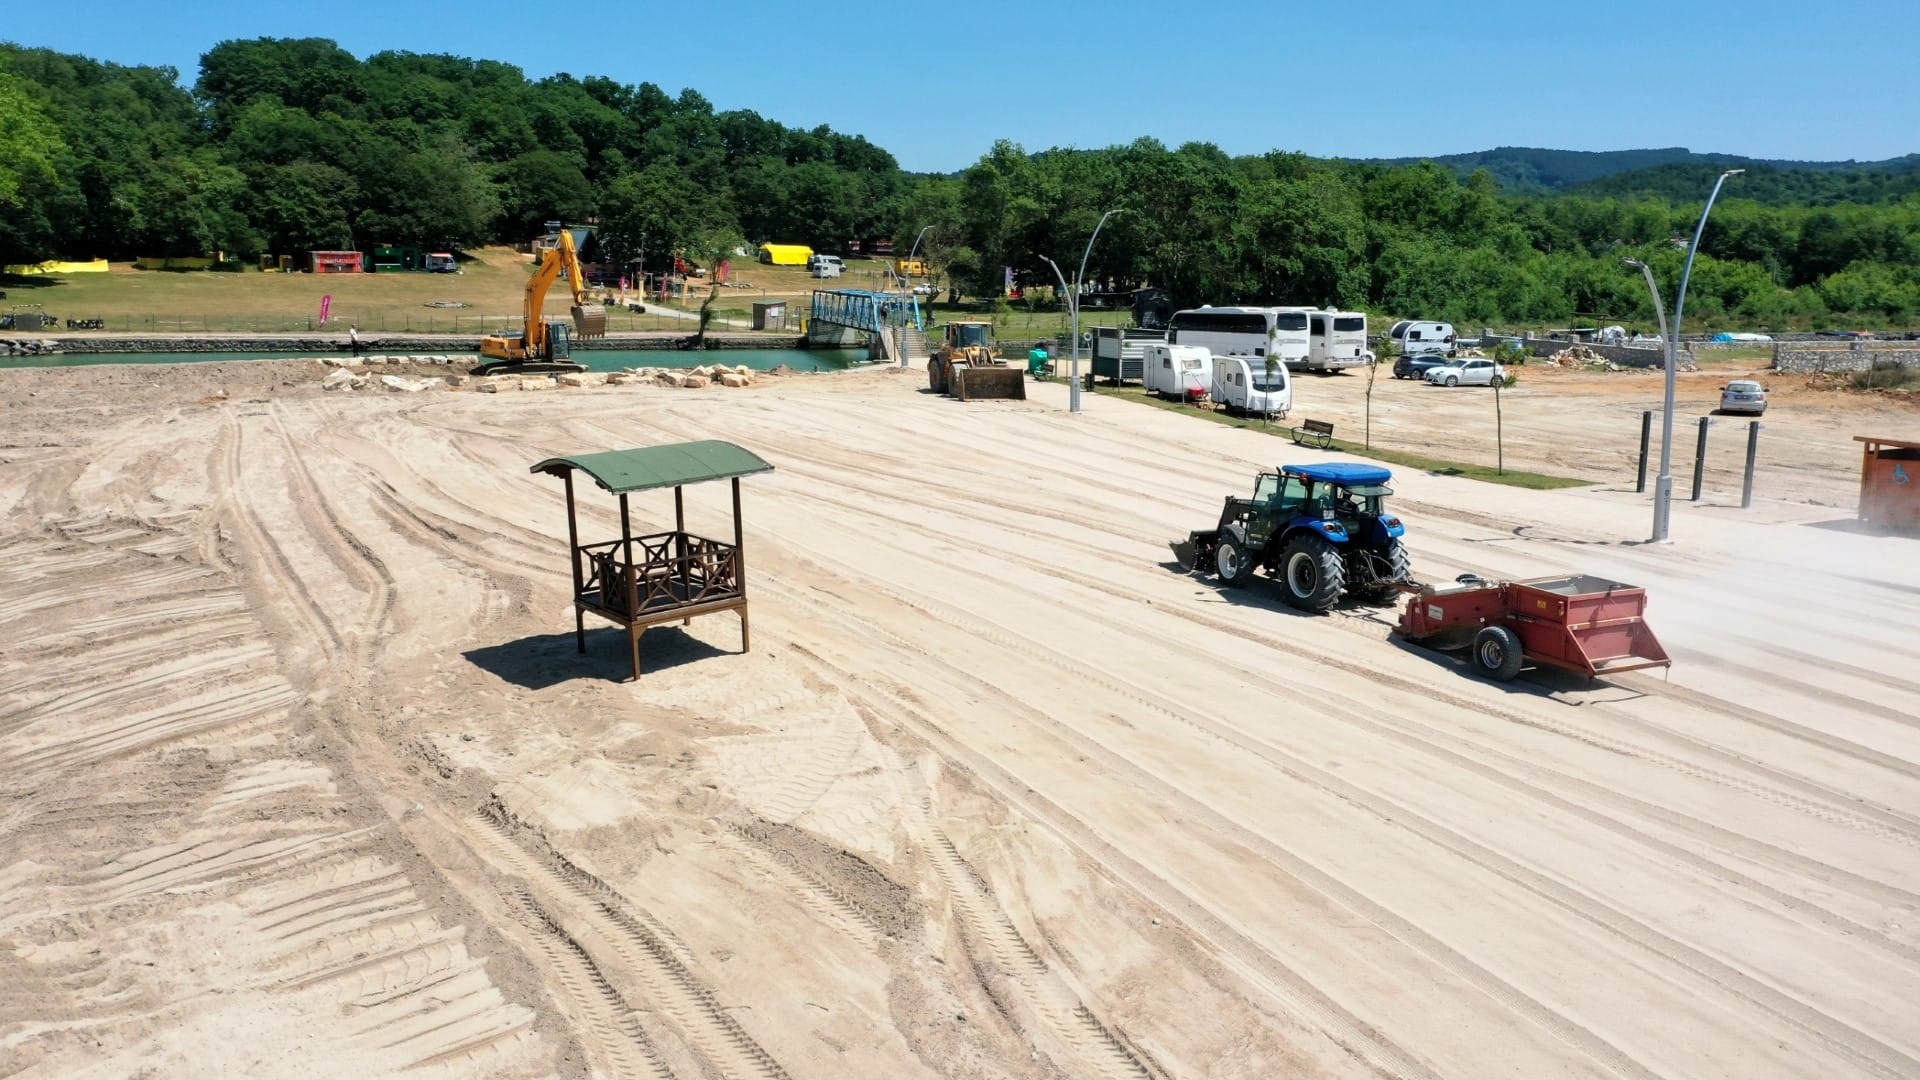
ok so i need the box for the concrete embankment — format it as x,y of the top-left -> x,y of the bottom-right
2,331 -> 807,356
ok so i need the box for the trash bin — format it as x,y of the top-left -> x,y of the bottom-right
1026,346 -> 1051,377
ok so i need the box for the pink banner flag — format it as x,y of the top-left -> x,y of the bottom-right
319,294 -> 332,325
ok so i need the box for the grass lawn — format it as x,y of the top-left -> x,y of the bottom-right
1088,384 -> 1591,490
0,247 -> 1148,338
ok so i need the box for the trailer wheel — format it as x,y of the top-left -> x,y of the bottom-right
1473,625 -> 1525,681
1281,533 -> 1344,612
1214,533 -> 1255,588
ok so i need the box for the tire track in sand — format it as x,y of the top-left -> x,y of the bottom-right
470,803 -> 792,1080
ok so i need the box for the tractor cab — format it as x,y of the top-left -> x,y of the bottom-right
1248,464 -> 1403,547
946,321 -> 992,351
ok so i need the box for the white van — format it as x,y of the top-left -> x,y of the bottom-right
1210,356 -> 1291,418
808,254 -> 845,279
1389,319 -> 1457,357
1142,343 -> 1211,400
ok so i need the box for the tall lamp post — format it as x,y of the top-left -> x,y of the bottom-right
897,225 -> 935,366
1039,209 -> 1124,414
1635,168 -> 1742,543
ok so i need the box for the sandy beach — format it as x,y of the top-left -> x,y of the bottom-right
2,356 -> 1917,1078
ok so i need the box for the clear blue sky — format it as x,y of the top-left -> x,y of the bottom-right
8,0 -> 1916,172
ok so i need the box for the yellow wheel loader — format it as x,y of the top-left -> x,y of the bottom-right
926,320 -> 1025,400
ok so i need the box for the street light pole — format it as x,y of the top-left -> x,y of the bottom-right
1038,255 -> 1071,403
898,225 -> 934,367
1064,209 -> 1124,414
1643,168 -> 1742,543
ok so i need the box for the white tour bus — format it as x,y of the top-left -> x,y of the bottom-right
1166,306 -> 1312,371
1306,310 -> 1371,373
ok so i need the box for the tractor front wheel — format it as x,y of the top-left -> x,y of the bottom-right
1473,625 -> 1525,681
1281,533 -> 1344,612
1214,532 -> 1256,588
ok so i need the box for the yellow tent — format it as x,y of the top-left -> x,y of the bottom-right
4,259 -> 110,275
756,243 -> 813,266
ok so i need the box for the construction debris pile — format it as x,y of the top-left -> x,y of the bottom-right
312,357 -> 776,393
1547,345 -> 1622,370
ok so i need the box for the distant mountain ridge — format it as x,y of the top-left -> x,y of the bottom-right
1370,146 -> 1920,193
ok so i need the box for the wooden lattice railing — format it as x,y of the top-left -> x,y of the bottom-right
576,532 -> 740,617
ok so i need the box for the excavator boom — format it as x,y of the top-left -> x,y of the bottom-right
474,228 -> 606,374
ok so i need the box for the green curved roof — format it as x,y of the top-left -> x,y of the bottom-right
530,440 -> 773,494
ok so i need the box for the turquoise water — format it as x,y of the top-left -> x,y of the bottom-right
0,348 -> 868,373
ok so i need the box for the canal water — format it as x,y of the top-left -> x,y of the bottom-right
1,348 -> 869,373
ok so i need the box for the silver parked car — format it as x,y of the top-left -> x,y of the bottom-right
1718,379 -> 1768,415
1425,358 -> 1506,387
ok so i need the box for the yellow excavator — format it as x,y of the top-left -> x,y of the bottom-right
473,229 -> 607,375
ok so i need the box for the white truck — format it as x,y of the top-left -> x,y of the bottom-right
808,254 -> 844,278
1142,343 -> 1212,401
1210,355 -> 1292,418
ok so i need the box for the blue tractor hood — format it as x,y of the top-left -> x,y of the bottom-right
1283,462 -> 1393,486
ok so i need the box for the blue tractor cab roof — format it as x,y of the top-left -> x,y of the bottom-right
1282,462 -> 1392,486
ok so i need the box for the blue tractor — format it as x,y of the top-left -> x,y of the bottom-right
1171,463 -> 1411,612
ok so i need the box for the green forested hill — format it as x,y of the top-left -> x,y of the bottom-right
1374,145 -> 1920,195
2,39 -> 1916,330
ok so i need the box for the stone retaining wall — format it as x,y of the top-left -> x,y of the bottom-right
1773,343 -> 1920,373
2,332 -> 806,356
1477,334 -> 1679,368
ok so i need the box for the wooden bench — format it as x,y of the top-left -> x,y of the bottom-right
1290,418 -> 1335,449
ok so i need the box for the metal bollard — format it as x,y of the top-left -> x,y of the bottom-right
1691,416 -> 1710,502
1636,410 -> 1652,493
1741,420 -> 1760,508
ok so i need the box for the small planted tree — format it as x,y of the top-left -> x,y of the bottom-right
1367,338 -> 1396,449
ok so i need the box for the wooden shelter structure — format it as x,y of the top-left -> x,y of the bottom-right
529,441 -> 773,680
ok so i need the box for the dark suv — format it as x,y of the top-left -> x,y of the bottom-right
1392,352 -> 1452,380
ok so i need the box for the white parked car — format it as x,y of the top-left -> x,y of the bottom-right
1718,379 -> 1768,415
1425,358 -> 1506,387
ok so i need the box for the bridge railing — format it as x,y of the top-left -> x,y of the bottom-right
809,290 -> 922,333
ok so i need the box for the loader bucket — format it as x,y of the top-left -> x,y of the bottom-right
570,303 -> 608,339
951,365 -> 1026,401
1171,538 -> 1199,571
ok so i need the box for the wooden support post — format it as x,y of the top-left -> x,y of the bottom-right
564,471 -> 584,653
674,483 -> 687,590
733,477 -> 749,654
620,493 -> 636,613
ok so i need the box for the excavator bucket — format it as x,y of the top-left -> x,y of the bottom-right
950,365 -> 1026,401
570,303 -> 608,340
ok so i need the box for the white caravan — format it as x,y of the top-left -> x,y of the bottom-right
1389,319 -> 1457,356
1210,355 -> 1292,418
1306,310 -> 1371,372
1142,343 -> 1212,400
1167,306 -> 1311,370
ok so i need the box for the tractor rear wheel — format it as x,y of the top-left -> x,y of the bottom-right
1473,625 -> 1525,681
1214,532 -> 1255,588
928,357 -> 946,393
1361,538 -> 1412,601
1281,533 -> 1344,612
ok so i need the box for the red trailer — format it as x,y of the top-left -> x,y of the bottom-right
1397,574 -> 1671,682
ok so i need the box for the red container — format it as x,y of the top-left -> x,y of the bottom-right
1399,574 -> 1670,681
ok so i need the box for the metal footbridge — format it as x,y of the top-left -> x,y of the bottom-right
808,289 -> 923,334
